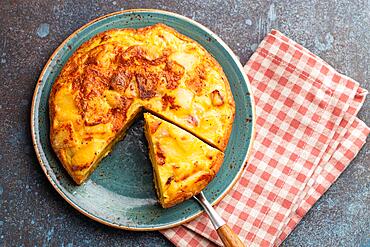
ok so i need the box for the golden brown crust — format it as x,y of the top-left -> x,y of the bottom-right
216,68 -> 236,151
49,23 -> 234,186
210,151 -> 225,177
161,151 -> 224,208
218,110 -> 235,151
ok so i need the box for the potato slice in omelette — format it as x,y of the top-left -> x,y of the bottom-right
144,113 -> 224,208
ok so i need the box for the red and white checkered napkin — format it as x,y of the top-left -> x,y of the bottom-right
161,30 -> 369,246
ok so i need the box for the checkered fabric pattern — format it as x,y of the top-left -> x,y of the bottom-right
161,30 -> 369,246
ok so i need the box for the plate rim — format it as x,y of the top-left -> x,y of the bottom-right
30,8 -> 256,231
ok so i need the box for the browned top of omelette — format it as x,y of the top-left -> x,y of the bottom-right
144,113 -> 224,208
49,23 -> 235,185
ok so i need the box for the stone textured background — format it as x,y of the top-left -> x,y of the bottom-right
0,0 -> 369,246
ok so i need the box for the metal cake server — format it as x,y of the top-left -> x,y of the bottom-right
194,192 -> 245,247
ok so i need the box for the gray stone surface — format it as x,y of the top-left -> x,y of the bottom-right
0,0 -> 369,246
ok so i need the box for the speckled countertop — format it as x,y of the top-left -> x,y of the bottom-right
0,1 -> 369,246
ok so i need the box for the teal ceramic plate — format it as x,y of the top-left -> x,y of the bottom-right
31,9 -> 255,230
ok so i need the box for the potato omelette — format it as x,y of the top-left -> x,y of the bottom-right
49,23 -> 235,206
144,113 -> 224,208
